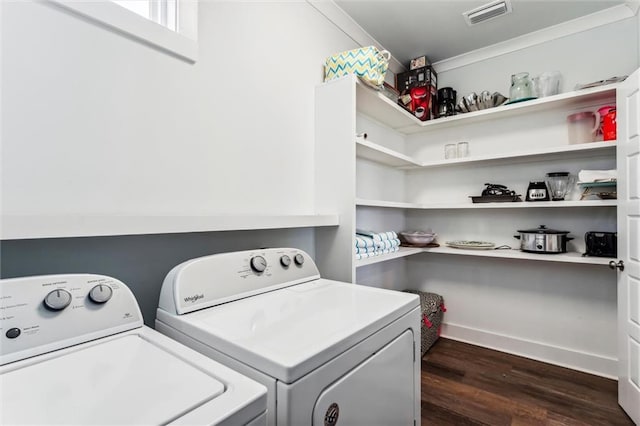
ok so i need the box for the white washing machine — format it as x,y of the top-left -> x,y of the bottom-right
0,274 -> 267,425
155,248 -> 421,426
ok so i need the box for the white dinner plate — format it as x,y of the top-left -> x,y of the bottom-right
446,240 -> 496,250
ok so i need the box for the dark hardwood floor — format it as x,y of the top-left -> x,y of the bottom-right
421,338 -> 635,426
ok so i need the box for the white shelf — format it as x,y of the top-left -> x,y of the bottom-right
356,199 -> 422,209
354,245 -> 614,267
1,214 -> 340,240
354,78 -> 421,130
417,141 -> 617,169
356,198 -> 617,209
355,139 -> 615,169
356,139 -> 421,167
352,76 -> 616,134
422,246 -> 614,266
397,84 -> 618,134
355,246 -> 423,267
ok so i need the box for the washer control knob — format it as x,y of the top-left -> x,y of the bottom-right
294,253 -> 305,266
89,284 -> 113,304
280,255 -> 291,267
250,255 -> 267,273
44,289 -> 72,311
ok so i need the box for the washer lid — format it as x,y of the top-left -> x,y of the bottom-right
1,334 -> 225,425
167,279 -> 419,383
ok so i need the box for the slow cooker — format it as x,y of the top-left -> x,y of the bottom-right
514,225 -> 573,254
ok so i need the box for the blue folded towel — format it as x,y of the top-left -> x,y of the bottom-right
355,235 -> 375,248
356,230 -> 399,242
379,239 -> 401,249
355,246 -> 377,254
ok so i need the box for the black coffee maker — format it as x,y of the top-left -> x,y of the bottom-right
437,87 -> 457,117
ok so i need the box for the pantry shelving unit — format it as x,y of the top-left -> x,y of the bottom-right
315,74 -> 619,282
314,72 -> 636,380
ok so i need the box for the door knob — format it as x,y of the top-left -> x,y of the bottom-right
608,260 -> 625,271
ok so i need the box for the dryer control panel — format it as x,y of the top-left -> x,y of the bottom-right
0,274 -> 143,365
158,248 -> 321,315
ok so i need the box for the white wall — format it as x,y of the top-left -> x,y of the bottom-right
398,15 -> 639,378
0,1 -> 358,324
407,255 -> 618,376
437,16 -> 638,99
1,0 -> 355,218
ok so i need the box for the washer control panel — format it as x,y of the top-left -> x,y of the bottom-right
159,248 -> 321,315
1,274 -> 142,365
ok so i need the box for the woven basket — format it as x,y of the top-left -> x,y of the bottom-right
324,46 -> 390,88
404,290 -> 446,356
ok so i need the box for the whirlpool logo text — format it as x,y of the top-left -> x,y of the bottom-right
183,294 -> 204,303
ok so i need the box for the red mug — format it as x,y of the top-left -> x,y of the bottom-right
602,109 -> 617,141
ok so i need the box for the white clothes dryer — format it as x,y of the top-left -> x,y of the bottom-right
155,248 -> 421,426
0,274 -> 267,426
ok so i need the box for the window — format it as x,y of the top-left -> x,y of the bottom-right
113,0 -> 178,32
49,0 -> 197,62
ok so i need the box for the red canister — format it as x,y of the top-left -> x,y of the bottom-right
602,108 -> 617,141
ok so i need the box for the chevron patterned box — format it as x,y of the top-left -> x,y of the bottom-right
324,46 -> 390,88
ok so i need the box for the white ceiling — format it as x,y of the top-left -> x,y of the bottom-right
334,0 -> 626,65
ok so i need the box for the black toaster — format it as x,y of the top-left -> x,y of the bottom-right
584,232 -> 617,258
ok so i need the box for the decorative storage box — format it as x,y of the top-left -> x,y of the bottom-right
404,290 -> 446,356
396,65 -> 438,92
324,46 -> 390,88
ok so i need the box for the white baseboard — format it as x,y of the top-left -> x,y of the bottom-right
441,322 -> 618,379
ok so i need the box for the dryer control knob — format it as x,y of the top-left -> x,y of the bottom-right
89,284 -> 113,304
294,253 -> 305,266
44,289 -> 72,311
250,255 -> 267,273
280,255 -> 291,267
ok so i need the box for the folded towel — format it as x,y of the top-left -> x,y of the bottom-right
355,246 -> 377,254
355,236 -> 375,248
355,251 -> 384,260
379,246 -> 400,255
356,229 -> 384,241
578,169 -> 617,183
356,229 -> 398,241
377,239 -> 401,250
377,231 -> 398,241
356,245 -> 399,260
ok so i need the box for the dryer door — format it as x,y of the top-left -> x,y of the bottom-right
312,330 -> 415,426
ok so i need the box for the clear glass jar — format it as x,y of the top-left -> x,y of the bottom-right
444,144 -> 456,159
510,72 -> 532,101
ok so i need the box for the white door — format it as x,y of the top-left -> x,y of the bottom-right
616,67 -> 640,424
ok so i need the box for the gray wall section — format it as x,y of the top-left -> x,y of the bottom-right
0,230 -> 315,327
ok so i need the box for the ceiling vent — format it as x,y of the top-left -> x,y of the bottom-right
463,0 -> 512,26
